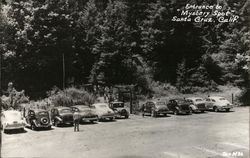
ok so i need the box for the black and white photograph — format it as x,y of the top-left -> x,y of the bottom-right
0,0 -> 249,158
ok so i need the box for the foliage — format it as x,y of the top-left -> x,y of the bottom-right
47,86 -> 96,107
1,0 -> 249,105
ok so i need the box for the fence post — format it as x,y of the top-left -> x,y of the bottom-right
232,93 -> 234,104
130,89 -> 133,114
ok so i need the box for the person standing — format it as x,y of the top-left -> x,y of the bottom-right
73,110 -> 81,132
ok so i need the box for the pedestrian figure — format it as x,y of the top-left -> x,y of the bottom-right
142,104 -> 145,117
73,110 -> 81,132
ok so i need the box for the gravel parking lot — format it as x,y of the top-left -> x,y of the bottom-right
1,107 -> 249,158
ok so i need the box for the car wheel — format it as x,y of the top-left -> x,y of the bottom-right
188,110 -> 192,115
31,124 -> 36,131
47,126 -> 51,130
201,110 -> 204,113
3,129 -> 8,133
226,108 -> 230,112
109,117 -> 114,121
174,110 -> 179,115
125,115 -> 129,119
214,106 -> 219,112
151,111 -> 156,117
54,121 -> 59,127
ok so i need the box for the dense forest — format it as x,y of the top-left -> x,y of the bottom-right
0,0 -> 249,104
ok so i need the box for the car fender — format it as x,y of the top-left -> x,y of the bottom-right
189,104 -> 197,110
55,116 -> 62,122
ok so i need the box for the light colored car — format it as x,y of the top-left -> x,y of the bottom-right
91,103 -> 115,121
205,96 -> 233,112
186,97 -> 206,113
1,110 -> 26,133
71,105 -> 98,123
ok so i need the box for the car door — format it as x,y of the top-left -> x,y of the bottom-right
167,100 -> 174,111
145,102 -> 152,113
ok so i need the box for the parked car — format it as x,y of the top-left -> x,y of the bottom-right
205,96 -> 233,112
91,103 -> 115,121
167,99 -> 192,115
25,109 -> 51,130
71,105 -> 98,123
50,107 -> 73,126
1,110 -> 26,133
109,101 -> 129,119
142,101 -> 169,117
186,97 -> 206,113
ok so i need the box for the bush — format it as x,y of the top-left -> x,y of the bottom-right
47,86 -> 96,107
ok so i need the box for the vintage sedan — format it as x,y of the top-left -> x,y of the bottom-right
142,101 -> 169,117
186,97 -> 206,113
25,109 -> 51,130
167,99 -> 192,115
71,105 -> 98,123
109,101 -> 129,119
50,106 -> 73,126
1,110 -> 26,133
91,103 -> 115,121
205,96 -> 233,112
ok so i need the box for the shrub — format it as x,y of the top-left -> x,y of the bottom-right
47,86 -> 96,107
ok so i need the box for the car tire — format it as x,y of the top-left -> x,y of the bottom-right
163,113 -> 167,117
151,111 -> 156,117
174,110 -> 179,115
109,117 -> 114,121
55,121 -> 59,127
201,110 -> 205,113
31,124 -> 36,131
214,106 -> 219,112
47,126 -> 51,130
125,115 -> 129,119
226,108 -> 230,112
188,110 -> 192,115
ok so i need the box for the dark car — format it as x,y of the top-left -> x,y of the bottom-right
25,109 -> 51,130
71,105 -> 98,123
167,99 -> 192,115
109,101 -> 129,119
142,101 -> 169,117
50,107 -> 73,127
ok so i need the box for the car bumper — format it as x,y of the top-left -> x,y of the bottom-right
99,114 -> 115,119
82,117 -> 98,122
4,123 -> 25,130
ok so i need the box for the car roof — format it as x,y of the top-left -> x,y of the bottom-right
72,105 -> 89,108
209,96 -> 225,99
30,109 -> 48,113
110,101 -> 124,104
2,110 -> 21,115
92,103 -> 108,106
186,97 -> 203,100
54,106 -> 71,110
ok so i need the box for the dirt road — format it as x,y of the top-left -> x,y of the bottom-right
1,107 -> 249,158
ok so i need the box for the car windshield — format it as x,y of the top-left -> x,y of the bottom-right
156,102 -> 166,106
195,99 -> 203,102
38,111 -> 48,115
112,103 -> 124,108
59,109 -> 72,113
175,100 -> 186,104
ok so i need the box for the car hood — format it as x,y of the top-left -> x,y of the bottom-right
155,105 -> 169,110
194,101 -> 205,105
60,113 -> 73,117
216,100 -> 232,106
